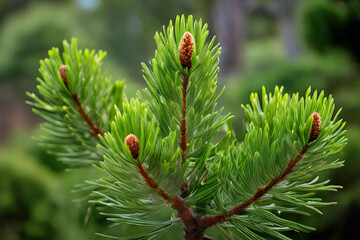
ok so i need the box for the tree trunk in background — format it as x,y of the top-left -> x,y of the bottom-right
212,0 -> 249,79
211,0 -> 303,80
276,0 -> 301,59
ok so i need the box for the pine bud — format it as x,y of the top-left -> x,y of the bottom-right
59,65 -> 68,87
125,134 -> 139,159
309,112 -> 321,142
179,31 -> 194,69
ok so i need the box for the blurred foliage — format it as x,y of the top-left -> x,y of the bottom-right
75,0 -> 206,79
0,3 -> 92,89
301,0 -> 360,62
0,0 -> 67,23
0,1 -> 139,97
0,131 -> 85,240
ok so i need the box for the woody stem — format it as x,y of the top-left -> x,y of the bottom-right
180,73 -> 189,165
136,160 -> 213,240
136,161 -> 172,202
228,145 -> 308,217
72,93 -> 104,139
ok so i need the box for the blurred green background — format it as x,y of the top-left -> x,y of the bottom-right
0,0 -> 359,239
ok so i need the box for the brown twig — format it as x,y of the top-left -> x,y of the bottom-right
72,94 -> 104,138
180,73 -> 189,165
137,161 -> 172,203
59,65 -> 104,139
172,197 -> 215,240
179,73 -> 189,199
135,127 -> 315,239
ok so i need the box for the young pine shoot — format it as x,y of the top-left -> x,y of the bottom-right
27,15 -> 347,240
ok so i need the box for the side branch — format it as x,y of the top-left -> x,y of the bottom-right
59,65 -> 104,139
210,145 -> 309,226
218,112 -> 320,221
137,161 -> 172,203
180,73 -> 189,165
227,145 -> 308,217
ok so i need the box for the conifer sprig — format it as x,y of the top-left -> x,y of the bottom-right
139,16 -> 230,209
28,15 -> 347,240
213,112 -> 322,221
27,39 -> 124,168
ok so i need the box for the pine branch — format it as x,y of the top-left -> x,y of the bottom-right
123,130 -> 222,240
228,145 -> 309,217
179,31 -> 194,166
158,112 -> 319,239
97,17 -> 345,239
60,65 -> 104,139
123,112 -> 320,239
168,112 -> 324,239
211,145 -> 309,226
229,110 -> 322,218
27,39 -> 124,169
28,16 -> 347,240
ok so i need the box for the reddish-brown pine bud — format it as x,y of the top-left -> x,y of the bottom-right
179,31 -> 194,69
59,65 -> 68,87
309,112 -> 321,142
125,134 -> 140,159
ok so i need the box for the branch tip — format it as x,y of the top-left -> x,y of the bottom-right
309,112 -> 321,142
59,65 -> 68,87
125,134 -> 140,159
179,31 -> 194,69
